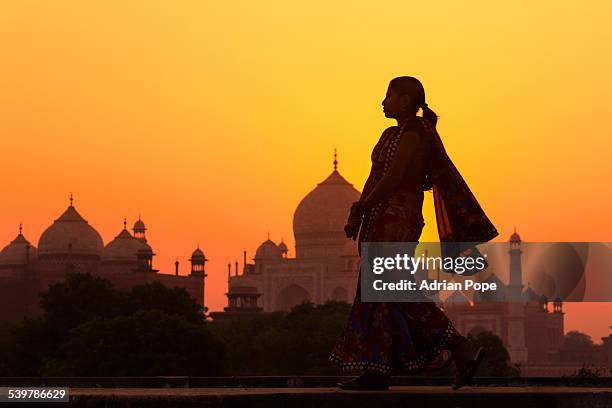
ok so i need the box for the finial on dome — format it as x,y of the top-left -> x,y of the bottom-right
267,232 -> 270,240
333,148 -> 338,172
19,223 -> 23,235
123,218 -> 127,230
69,193 -> 74,207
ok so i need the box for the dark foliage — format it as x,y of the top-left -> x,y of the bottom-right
209,301 -> 351,375
43,310 -> 226,376
0,273 -> 217,376
468,331 -> 520,377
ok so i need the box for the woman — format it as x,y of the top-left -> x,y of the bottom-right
329,76 -> 498,390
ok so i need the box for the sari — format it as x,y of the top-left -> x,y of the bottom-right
329,117 -> 498,375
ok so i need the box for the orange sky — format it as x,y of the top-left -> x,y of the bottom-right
1,1 -> 611,341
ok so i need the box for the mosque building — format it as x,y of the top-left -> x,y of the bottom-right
0,196 -> 207,321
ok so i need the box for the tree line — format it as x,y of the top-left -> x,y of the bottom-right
0,273 -> 520,377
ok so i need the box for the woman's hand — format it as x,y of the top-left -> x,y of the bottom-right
345,201 -> 364,240
344,219 -> 360,241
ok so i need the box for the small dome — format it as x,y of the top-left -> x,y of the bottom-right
101,226 -> 147,263
278,241 -> 288,253
133,218 -> 146,232
38,205 -> 104,257
191,247 -> 206,261
0,229 -> 37,266
510,230 -> 521,244
254,239 -> 282,260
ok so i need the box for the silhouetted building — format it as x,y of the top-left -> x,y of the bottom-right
0,197 -> 206,321
212,152 -> 360,319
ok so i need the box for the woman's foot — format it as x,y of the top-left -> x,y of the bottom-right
423,349 -> 453,371
338,371 -> 391,391
451,339 -> 485,390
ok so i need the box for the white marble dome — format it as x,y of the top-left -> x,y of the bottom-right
293,170 -> 360,237
38,205 -> 104,257
292,169 -> 360,260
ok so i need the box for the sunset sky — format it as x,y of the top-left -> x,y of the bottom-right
1,1 -> 611,340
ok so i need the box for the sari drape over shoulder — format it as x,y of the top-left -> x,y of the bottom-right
421,118 -> 499,243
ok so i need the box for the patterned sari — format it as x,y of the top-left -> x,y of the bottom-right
329,117 -> 498,375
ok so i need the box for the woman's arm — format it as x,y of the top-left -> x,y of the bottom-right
359,130 -> 422,212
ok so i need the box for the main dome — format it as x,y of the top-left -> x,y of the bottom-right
293,169 -> 360,237
38,205 -> 104,257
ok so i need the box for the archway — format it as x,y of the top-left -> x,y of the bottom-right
276,284 -> 311,311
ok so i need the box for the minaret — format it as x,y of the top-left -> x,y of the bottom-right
505,229 -> 528,363
133,216 -> 147,242
188,246 -> 207,313
278,239 -> 288,259
174,258 -> 179,276
508,228 -> 523,301
189,246 -> 207,276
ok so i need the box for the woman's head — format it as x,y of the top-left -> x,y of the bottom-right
382,76 -> 438,127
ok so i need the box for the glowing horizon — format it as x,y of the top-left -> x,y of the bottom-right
1,1 -> 612,341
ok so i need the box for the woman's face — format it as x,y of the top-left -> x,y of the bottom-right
382,86 -> 410,119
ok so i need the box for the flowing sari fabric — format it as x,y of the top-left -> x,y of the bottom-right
422,118 -> 499,243
330,117 -> 497,375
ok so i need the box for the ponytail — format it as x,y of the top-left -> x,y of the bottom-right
421,103 -> 438,128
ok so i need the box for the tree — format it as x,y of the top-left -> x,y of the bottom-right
4,273 -> 210,376
561,331 -> 595,350
209,300 -> 351,375
43,310 -> 226,376
40,273 -> 128,331
468,331 -> 520,377
127,281 -> 205,323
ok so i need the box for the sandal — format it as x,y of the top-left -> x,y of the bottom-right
452,346 -> 485,390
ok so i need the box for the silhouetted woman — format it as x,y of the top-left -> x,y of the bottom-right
330,76 -> 498,390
